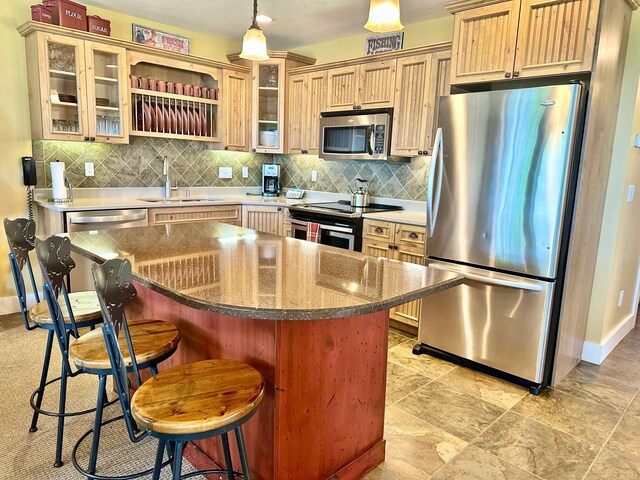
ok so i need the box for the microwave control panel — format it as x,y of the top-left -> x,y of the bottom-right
374,125 -> 386,154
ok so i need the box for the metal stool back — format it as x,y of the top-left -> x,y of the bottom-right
4,218 -> 40,330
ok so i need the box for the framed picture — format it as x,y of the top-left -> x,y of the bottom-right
365,32 -> 404,56
132,24 -> 190,54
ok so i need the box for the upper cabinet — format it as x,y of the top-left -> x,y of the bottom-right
447,0 -> 600,84
326,59 -> 396,111
25,32 -> 128,143
229,52 -> 316,154
391,51 -> 451,156
223,69 -> 251,151
286,70 -> 327,155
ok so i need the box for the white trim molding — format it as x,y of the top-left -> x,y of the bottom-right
581,313 -> 637,364
0,294 -> 39,316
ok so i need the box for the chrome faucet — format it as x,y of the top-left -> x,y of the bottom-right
162,156 -> 178,198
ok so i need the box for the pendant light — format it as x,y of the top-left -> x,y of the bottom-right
239,0 -> 270,61
364,0 -> 404,33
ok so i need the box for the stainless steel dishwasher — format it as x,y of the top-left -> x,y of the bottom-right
65,209 -> 148,289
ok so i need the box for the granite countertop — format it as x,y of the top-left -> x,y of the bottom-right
69,222 -> 461,321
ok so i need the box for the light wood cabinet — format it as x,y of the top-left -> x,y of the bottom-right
286,70 -> 327,155
391,51 -> 451,156
223,69 -> 251,151
25,31 -> 129,143
242,205 -> 284,235
363,219 -> 426,330
326,59 -> 396,111
448,0 -> 600,84
148,205 -> 242,226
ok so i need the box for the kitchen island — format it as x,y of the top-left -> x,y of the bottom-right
69,221 -> 461,480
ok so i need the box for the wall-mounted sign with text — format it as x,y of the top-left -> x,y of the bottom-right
365,32 -> 404,56
132,24 -> 190,54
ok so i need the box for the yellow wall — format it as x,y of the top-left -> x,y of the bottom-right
291,16 -> 454,64
0,0 -> 239,302
586,11 -> 640,345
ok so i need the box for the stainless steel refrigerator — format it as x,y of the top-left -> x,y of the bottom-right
416,84 -> 586,392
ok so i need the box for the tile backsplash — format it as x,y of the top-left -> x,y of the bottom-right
33,139 -> 430,201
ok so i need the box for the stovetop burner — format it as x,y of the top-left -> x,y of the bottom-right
289,200 -> 402,219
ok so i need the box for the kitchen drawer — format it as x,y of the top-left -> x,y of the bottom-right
395,223 -> 426,250
148,205 -> 241,226
363,219 -> 394,242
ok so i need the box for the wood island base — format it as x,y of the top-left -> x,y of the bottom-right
127,283 -> 389,480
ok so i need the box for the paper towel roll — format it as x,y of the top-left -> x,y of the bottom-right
50,161 -> 68,201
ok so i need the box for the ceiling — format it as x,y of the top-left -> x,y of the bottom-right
81,0 -> 448,50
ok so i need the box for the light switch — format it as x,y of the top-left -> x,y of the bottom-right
627,185 -> 635,203
635,134 -> 640,148
219,167 -> 232,179
311,170 -> 317,182
84,162 -> 94,176
618,290 -> 625,307
242,166 -> 249,178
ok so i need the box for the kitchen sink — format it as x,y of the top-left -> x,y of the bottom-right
139,197 -> 222,203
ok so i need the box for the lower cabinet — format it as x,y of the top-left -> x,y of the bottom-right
362,219 -> 426,332
148,205 -> 242,226
242,205 -> 285,235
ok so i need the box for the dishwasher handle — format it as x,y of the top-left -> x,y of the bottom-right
428,262 -> 543,292
69,212 -> 147,224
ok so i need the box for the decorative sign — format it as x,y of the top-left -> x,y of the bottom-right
365,32 -> 404,56
132,24 -> 190,54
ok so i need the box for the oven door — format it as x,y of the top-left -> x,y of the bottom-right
320,112 -> 390,160
291,219 -> 356,251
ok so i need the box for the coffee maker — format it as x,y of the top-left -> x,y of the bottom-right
262,164 -> 281,197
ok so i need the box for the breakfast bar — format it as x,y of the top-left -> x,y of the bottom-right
68,221 -> 461,480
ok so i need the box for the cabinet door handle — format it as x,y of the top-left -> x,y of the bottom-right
277,207 -> 282,211
375,227 -> 384,234
505,72 -> 511,78
90,137 -> 96,142
418,150 -> 423,155
409,232 -> 419,240
353,105 -> 357,110
224,146 -> 229,150
513,71 -> 520,78
84,136 -> 90,141
252,148 -> 257,153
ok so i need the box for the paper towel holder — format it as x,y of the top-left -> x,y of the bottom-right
49,160 -> 74,204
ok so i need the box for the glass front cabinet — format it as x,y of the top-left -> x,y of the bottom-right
27,32 -> 128,143
229,51 -> 316,154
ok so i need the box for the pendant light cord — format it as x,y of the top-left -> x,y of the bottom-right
251,0 -> 259,28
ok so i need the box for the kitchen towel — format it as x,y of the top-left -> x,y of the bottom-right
306,222 -> 321,243
50,161 -> 69,201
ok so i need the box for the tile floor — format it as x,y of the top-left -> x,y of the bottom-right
365,327 -> 640,480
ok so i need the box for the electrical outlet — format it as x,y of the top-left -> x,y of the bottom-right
219,167 -> 232,179
627,185 -> 635,203
618,290 -> 625,307
635,134 -> 640,148
311,170 -> 317,182
242,166 -> 249,178
84,162 -> 94,176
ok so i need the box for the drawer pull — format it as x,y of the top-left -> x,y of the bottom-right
409,232 -> 419,240
374,227 -> 384,234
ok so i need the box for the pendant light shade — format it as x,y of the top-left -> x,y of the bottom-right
364,0 -> 404,33
240,0 -> 270,61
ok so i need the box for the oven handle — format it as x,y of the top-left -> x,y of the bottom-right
290,219 -> 354,234
367,124 -> 375,155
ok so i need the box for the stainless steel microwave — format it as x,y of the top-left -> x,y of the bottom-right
319,109 -> 399,161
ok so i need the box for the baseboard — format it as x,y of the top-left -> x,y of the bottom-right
581,312 -> 637,364
0,294 -> 39,316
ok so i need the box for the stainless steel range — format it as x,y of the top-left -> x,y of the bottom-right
289,201 -> 402,251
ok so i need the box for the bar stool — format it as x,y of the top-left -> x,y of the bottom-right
35,236 -> 181,477
93,258 -> 264,480
3,218 -> 103,466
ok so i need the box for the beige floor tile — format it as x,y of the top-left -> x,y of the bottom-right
555,364 -> 638,412
608,336 -> 640,362
607,414 -> 640,455
380,405 -> 467,478
431,445 -> 541,480
511,388 -> 620,445
437,367 -> 527,409
472,412 -> 598,480
578,355 -> 640,388
395,382 -> 505,442
625,393 -> 640,418
585,446 -> 640,480
388,331 -> 413,349
362,466 -> 403,480
386,362 -> 433,404
388,344 -> 456,378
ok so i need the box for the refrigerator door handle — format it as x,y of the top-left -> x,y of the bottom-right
428,262 -> 544,292
426,127 -> 444,237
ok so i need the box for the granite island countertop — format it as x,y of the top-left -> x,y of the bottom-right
68,221 -> 461,321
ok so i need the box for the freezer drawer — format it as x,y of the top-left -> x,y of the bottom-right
419,261 -> 554,383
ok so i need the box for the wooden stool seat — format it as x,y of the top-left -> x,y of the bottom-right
69,319 -> 181,371
131,359 -> 264,436
29,290 -> 102,325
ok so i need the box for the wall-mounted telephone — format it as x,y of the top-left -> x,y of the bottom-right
21,157 -> 37,220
